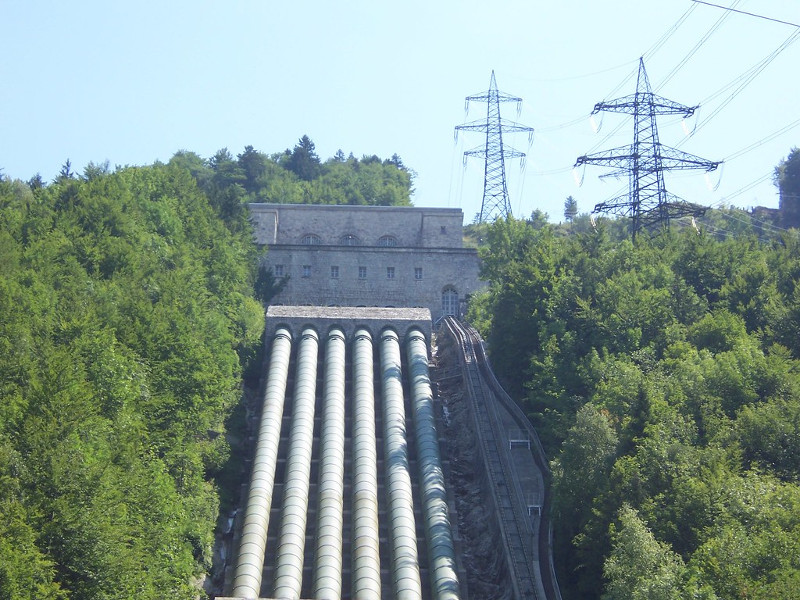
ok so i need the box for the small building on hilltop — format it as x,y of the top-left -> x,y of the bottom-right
249,203 -> 483,320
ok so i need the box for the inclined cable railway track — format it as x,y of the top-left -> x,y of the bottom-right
466,322 -> 563,600
442,317 -> 541,600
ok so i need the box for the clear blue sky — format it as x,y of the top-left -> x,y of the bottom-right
2,1 -> 799,223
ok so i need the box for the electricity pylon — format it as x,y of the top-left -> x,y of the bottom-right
575,57 -> 721,239
455,71 -> 534,223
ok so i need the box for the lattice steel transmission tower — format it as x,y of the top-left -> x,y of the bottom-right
455,71 -> 534,223
575,58 -> 721,238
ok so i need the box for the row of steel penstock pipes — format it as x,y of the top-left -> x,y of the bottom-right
231,325 -> 459,600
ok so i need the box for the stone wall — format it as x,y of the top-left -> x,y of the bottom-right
249,203 -> 465,247
249,203 -> 485,321
266,246 -> 481,321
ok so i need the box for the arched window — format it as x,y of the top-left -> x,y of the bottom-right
378,235 -> 398,247
442,287 -> 459,316
301,233 -> 321,245
340,234 -> 360,246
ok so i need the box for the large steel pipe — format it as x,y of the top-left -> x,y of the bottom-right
273,328 -> 320,599
313,328 -> 347,599
407,329 -> 460,600
351,329 -> 382,600
380,329 -> 422,600
232,328 -> 293,599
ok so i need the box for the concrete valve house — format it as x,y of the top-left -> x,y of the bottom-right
250,204 -> 483,321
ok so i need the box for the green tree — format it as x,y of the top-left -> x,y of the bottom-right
737,397 -> 800,481
554,404 -> 618,514
27,173 -> 44,190
478,217 -> 558,397
603,505 -> 714,600
237,145 -> 269,194
287,134 -> 321,181
169,150 -> 211,189
210,147 -> 244,186
775,147 -> 800,228
564,195 -> 578,223
690,472 -> 800,599
552,404 -> 618,595
0,440 -> 66,599
386,153 -> 405,169
55,159 -> 74,182
81,160 -> 110,181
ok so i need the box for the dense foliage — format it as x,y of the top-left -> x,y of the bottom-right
0,138 -> 413,598
775,147 -> 800,229
468,216 -> 800,599
168,135 -> 415,207
0,164 -> 264,598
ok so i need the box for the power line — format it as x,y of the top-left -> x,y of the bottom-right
705,172 -> 791,236
700,222 -> 738,239
536,114 -> 590,133
698,34 -> 795,107
678,29 -> 800,144
713,171 -> 773,203
643,4 -> 699,61
598,5 -> 699,111
691,0 -> 800,29
655,0 -> 741,92
512,59 -> 639,84
697,202 -> 788,241
530,165 -> 574,176
719,209 -> 787,233
724,118 -> 800,162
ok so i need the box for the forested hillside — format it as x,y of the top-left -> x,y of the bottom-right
468,217 -> 800,599
0,139 -> 413,599
0,162 -> 266,598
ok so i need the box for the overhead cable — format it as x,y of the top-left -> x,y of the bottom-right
643,4 -> 699,61
679,29 -> 800,144
655,0 -> 741,92
724,118 -> 800,162
691,0 -> 800,29
598,5 -> 698,106
719,209 -> 787,233
516,59 -> 638,84
533,7 -> 698,147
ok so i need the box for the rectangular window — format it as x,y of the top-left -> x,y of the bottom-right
302,265 -> 311,278
358,266 -> 367,279
274,264 -> 284,277
386,267 -> 395,279
330,265 -> 339,279
414,267 -> 423,280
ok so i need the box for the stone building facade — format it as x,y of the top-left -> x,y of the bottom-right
249,203 -> 484,321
